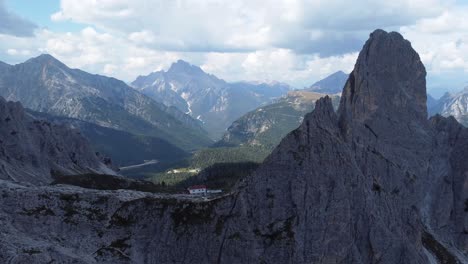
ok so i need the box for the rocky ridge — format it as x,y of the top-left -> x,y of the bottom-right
0,30 -> 466,263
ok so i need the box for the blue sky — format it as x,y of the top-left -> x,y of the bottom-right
1,0 -> 468,98
5,0 -> 84,32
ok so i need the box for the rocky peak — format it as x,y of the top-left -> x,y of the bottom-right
26,54 -> 67,68
167,59 -> 204,75
305,95 -> 337,125
338,29 -> 427,131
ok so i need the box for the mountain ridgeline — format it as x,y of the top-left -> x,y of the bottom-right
131,60 -> 291,139
0,30 -> 466,263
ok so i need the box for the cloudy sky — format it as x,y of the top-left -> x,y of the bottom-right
1,0 -> 468,97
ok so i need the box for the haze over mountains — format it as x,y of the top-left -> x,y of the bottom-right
132,60 -> 291,139
0,29 -> 466,263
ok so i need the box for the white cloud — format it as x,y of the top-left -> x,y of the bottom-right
50,0 -> 451,55
201,49 -> 357,87
6,48 -> 18,55
400,7 -> 468,74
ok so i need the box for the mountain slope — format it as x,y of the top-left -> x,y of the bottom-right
431,88 -> 468,126
0,30 -> 466,263
132,60 -> 290,138
0,97 -> 113,185
218,90 -> 340,149
0,55 -> 212,150
306,70 -> 348,93
27,110 -> 188,166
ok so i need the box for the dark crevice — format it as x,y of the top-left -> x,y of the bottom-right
364,123 -> 378,139
422,231 -> 459,264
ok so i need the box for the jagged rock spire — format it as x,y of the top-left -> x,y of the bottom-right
338,29 -> 427,132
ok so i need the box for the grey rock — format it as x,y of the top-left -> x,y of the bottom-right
0,29 -> 467,264
0,97 -> 114,185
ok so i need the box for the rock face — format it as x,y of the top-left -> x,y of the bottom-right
307,70 -> 348,94
0,97 -> 113,185
0,55 -> 212,151
0,30 -> 467,263
132,60 -> 290,139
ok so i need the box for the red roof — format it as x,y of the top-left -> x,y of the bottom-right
188,185 -> 207,190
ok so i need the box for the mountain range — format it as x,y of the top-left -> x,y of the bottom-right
0,54 -> 212,152
131,60 -> 291,139
0,30 -> 466,263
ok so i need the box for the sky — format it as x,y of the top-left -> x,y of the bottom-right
1,0 -> 468,97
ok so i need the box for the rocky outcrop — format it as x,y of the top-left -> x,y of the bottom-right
0,30 -> 466,263
0,97 -> 114,185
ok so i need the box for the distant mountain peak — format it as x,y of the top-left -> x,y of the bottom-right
331,70 -> 346,76
27,53 -> 67,68
307,70 -> 348,94
168,59 -> 204,75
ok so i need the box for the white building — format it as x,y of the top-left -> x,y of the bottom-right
187,185 -> 207,195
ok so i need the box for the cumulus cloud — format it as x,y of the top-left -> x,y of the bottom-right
50,0 -> 450,56
0,0 -> 37,37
